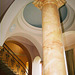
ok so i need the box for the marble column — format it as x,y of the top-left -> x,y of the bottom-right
33,0 -> 67,75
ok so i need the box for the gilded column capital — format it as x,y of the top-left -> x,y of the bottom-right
33,0 -> 66,9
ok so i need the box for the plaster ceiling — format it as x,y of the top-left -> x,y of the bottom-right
0,0 -> 14,22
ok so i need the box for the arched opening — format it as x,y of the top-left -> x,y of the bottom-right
1,35 -> 41,75
4,41 -> 32,75
32,56 -> 42,75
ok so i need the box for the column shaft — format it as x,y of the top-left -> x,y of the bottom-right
42,3 -> 66,75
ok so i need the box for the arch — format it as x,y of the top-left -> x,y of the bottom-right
5,33 -> 42,60
32,56 -> 42,75
5,40 -> 32,75
5,40 -> 32,62
4,34 -> 42,75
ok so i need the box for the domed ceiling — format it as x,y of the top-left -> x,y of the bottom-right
23,2 -> 67,28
